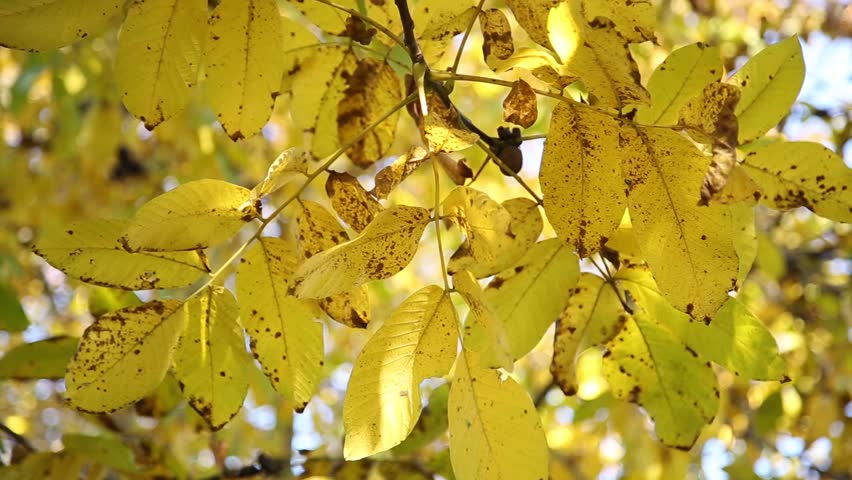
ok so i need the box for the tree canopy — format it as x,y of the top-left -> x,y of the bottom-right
0,0 -> 850,479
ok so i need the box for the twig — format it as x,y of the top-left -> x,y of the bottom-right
310,0 -> 408,54
432,158 -> 451,291
449,0 -> 485,74
533,379 -> 556,408
0,421 -> 35,453
476,139 -> 543,205
394,0 -> 424,64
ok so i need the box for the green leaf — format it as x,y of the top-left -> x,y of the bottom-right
65,300 -> 186,413
0,282 -> 28,331
236,237 -> 323,409
62,433 -> 141,473
541,101 -> 627,257
123,179 -> 260,251
448,352 -> 549,480
728,36 -> 805,143
0,336 -> 78,380
87,287 -> 142,317
204,0 -> 285,140
116,0 -> 206,129
484,238 -> 580,359
636,43 -> 723,125
742,141 -> 852,222
620,126 -> 739,320
0,452 -> 84,480
295,205 -> 430,298
0,0 -> 123,51
551,273 -> 624,395
172,286 -> 252,430
343,286 -> 458,459
33,219 -> 209,290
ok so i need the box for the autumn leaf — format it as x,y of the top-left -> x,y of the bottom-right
251,147 -> 309,200
541,101 -> 626,257
343,286 -> 457,459
172,286 -> 252,430
0,0 -> 124,51
742,141 -> 852,222
326,171 -> 383,233
448,352 -> 549,480
372,146 -> 429,199
123,179 -> 260,252
116,0 -> 206,129
480,8 -> 515,65
442,186 -> 514,268
65,300 -> 185,413
484,238 -> 580,359
728,35 -> 805,143
454,271 -> 513,371
0,336 -> 78,380
295,205 -> 430,298
34,219 -> 209,290
423,94 -> 479,153
506,0 -> 561,53
582,0 -> 656,43
236,237 -> 324,408
503,79 -> 538,128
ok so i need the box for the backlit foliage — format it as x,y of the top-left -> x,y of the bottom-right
1,0 -> 850,478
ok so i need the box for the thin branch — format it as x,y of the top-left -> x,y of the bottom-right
520,133 -> 548,141
432,158 -> 451,291
468,156 -> 491,184
450,0 -> 485,74
310,0 -> 408,54
432,71 -> 572,103
533,379 -> 556,409
394,0 -> 424,64
476,139 -> 543,205
0,422 -> 35,453
190,93 -> 418,298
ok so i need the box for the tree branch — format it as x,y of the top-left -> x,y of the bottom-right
394,0 -> 424,64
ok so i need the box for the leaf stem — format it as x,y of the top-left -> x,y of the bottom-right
309,0 -> 408,54
449,0 -> 485,74
432,71 -> 571,103
190,93 -> 418,299
432,158 -> 451,291
475,139 -> 543,205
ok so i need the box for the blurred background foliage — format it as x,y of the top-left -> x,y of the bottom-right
0,0 -> 850,478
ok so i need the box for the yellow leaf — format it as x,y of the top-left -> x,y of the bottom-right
480,8 -> 515,65
287,46 -> 358,159
236,237 -> 323,409
731,203 -> 757,287
448,353 -> 548,480
326,171 -> 383,233
251,147 -> 309,200
413,2 -> 479,65
287,0 -> 400,39
423,94 -> 480,153
582,0 -> 656,43
506,0 -> 561,52
204,0 -> 285,140
448,197 -> 542,278
541,101 -> 627,257
551,273 -> 624,395
621,126 -> 738,320
1,452 -> 84,480
343,286 -> 457,459
295,205 -> 430,298
601,288 -> 719,450
742,141 -> 852,222
638,43 -> 723,126
33,219 -> 209,290
728,36 -> 805,143
443,186 -> 514,267
548,1 -> 649,108
0,0 -> 123,51
337,58 -> 402,167
484,238 -> 580,359
65,300 -> 185,413
454,271 -> 513,371
294,200 -> 371,328
124,179 -> 260,251
172,287 -> 251,430
372,146 -> 429,199
116,0 -> 206,129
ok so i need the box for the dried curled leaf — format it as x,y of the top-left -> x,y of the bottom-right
480,8 -> 514,64
251,147 -> 309,200
678,82 -> 741,205
503,79 -> 538,128
372,147 -> 429,199
337,58 -> 402,167
326,171 -> 383,233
